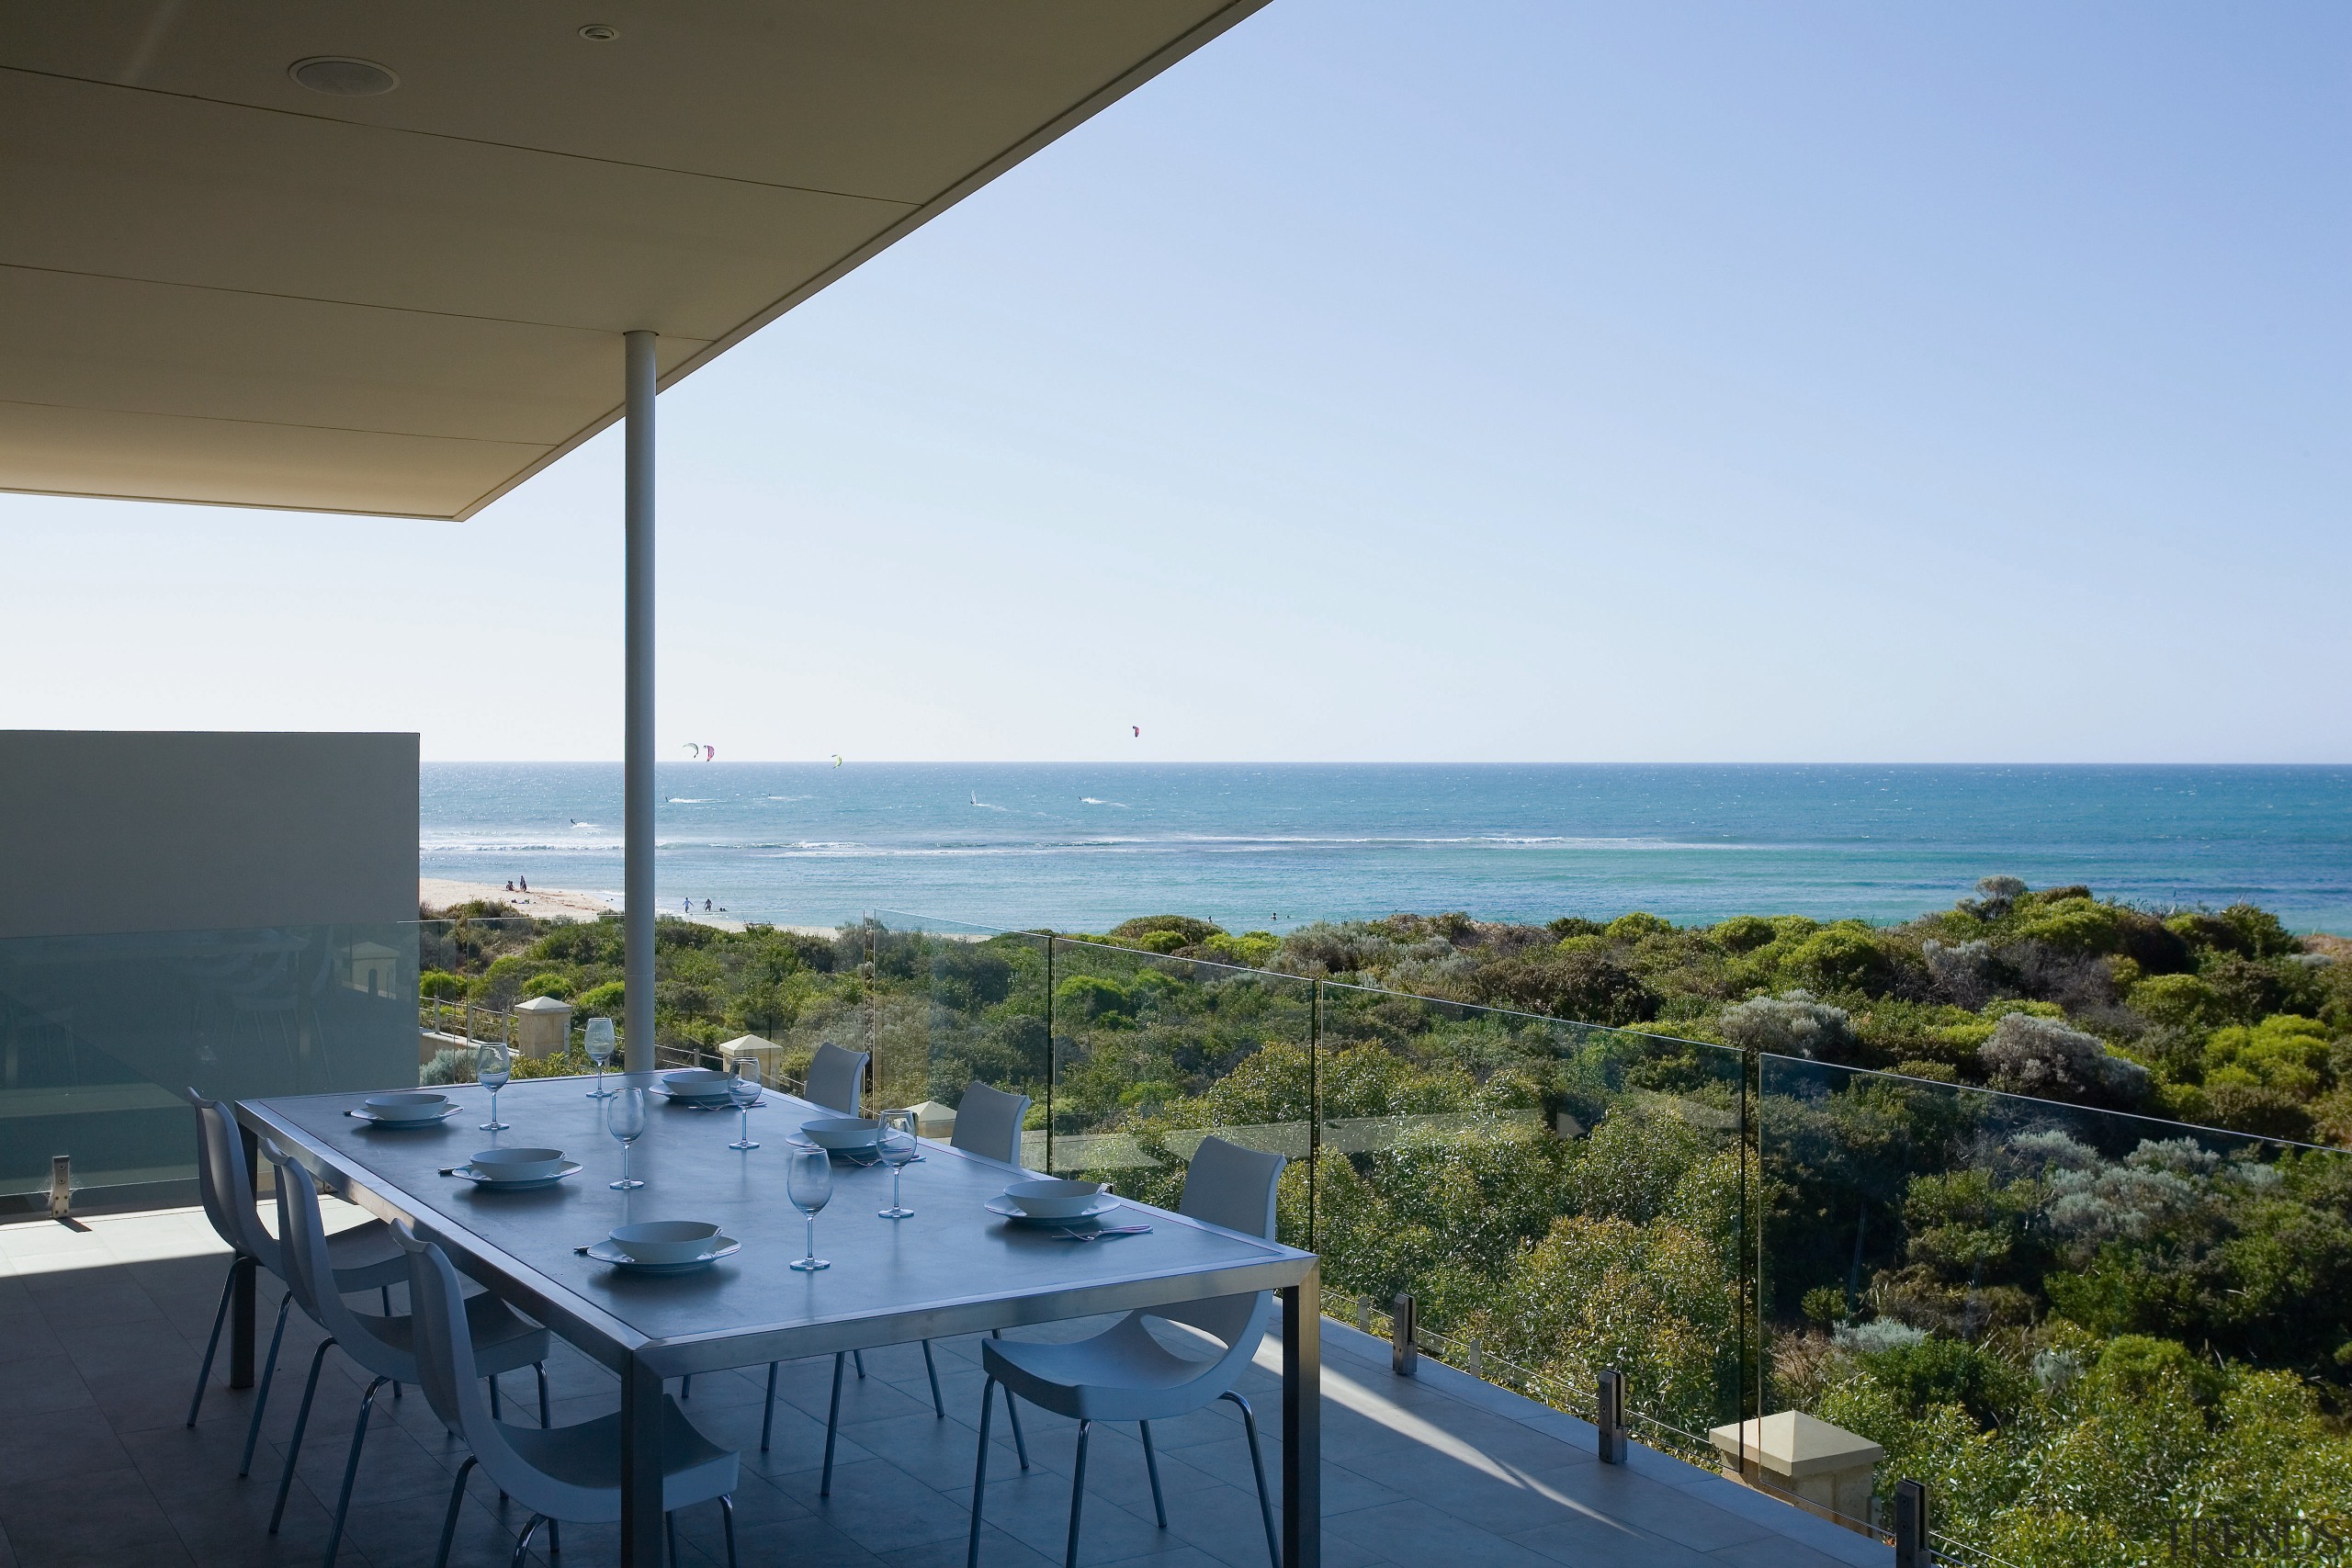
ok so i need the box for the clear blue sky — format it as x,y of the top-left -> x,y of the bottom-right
4,3 -> 2345,762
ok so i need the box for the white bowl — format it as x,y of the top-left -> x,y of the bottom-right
1002,1179 -> 1108,1219
468,1147 -> 565,1182
801,1117 -> 880,1150
607,1221 -> 723,1265
662,1068 -> 734,1100
365,1091 -> 449,1122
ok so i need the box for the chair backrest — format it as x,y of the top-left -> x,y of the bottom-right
950,1080 -> 1031,1167
398,1224 -> 610,1521
805,1041 -> 867,1114
188,1090 -> 277,1271
1154,1135 -> 1286,1348
269,1146 -> 409,1381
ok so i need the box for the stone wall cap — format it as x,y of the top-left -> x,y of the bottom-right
1707,1411 -> 1884,1478
514,994 -> 574,1014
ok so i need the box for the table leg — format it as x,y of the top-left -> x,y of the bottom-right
620,1355 -> 664,1565
231,1123 -> 261,1388
1281,1269 -> 1320,1568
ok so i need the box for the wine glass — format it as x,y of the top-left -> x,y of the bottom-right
876,1108 -> 918,1219
606,1087 -> 648,1190
785,1142 -> 832,1271
727,1058 -> 763,1152
477,1041 -> 512,1132
583,1016 -> 616,1099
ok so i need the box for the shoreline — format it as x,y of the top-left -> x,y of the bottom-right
418,877 -> 836,938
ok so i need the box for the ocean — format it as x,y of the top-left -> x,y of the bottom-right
417,763 -> 2352,935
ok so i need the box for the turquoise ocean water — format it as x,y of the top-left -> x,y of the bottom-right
418,764 -> 2352,935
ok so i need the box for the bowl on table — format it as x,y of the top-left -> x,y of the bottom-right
660,1068 -> 735,1103
467,1147 -> 567,1183
800,1117 -> 880,1151
1001,1179 -> 1109,1220
364,1091 -> 451,1122
606,1221 -> 725,1265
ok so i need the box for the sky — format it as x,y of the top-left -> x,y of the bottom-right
2,2 -> 2345,763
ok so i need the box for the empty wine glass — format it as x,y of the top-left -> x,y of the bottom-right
606,1087 -> 648,1190
876,1108 -> 917,1219
477,1040 -> 512,1132
786,1141 -> 832,1271
727,1058 -> 763,1152
583,1016 -> 616,1099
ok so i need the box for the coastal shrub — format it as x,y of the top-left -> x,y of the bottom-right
2013,897 -> 2132,956
1786,924 -> 1894,994
1979,1012 -> 2150,1104
577,980 -> 624,1014
1718,991 -> 1857,1061
419,1047 -> 474,1087
1861,1336 -> 2024,1426
1922,938 -> 2000,1008
2201,1083 -> 2315,1143
2129,973 -> 2229,1033
518,972 -> 573,999
1471,947 -> 1657,1026
1202,931 -> 1280,968
1109,914 -> 1223,947
420,969 -> 466,1000
1713,915 -> 1776,953
2205,1014 -> 2335,1099
1054,973 -> 1136,1022
1606,911 -> 1674,942
1133,931 -> 1186,953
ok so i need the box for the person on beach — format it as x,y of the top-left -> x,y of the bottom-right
504,880 -> 515,893
519,875 -> 528,893
705,898 -> 713,912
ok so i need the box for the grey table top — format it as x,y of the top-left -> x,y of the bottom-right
240,1073 -> 1315,1378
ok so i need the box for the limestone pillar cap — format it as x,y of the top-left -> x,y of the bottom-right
1707,1411 -> 1884,1479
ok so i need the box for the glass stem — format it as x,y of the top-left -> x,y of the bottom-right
804,1213 -> 815,1260
892,1167 -> 902,1210
622,1145 -> 630,1186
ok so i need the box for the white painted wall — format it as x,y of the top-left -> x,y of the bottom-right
0,730 -> 416,939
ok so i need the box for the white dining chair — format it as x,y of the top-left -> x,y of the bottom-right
396,1222 -> 742,1568
749,1079 -> 1040,1493
805,1040 -> 868,1112
183,1090 -> 406,1480
967,1135 -> 1287,1568
265,1148 -> 552,1567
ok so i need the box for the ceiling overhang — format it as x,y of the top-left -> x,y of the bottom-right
0,1 -> 1267,519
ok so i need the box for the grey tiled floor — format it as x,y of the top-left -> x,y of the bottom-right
0,1209 -> 1885,1568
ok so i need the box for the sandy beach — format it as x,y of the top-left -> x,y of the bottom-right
419,877 -> 763,932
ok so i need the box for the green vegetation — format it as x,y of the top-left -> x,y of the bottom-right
417,884 -> 2351,1564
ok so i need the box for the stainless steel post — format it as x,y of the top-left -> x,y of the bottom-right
1391,1292 -> 1416,1376
1596,1369 -> 1626,1463
623,330 -> 657,1072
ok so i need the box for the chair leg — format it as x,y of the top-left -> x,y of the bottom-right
665,1510 -> 678,1563
967,1378 -> 997,1568
1139,1420 -> 1168,1529
433,1455 -> 477,1568
1223,1390 -> 1281,1568
547,1518 -> 560,1557
322,1375 -> 387,1567
270,1336 -> 338,1532
854,1348 -> 865,1379
239,1289 -> 292,1475
719,1495 -> 738,1568
187,1256 -> 239,1427
1006,1385 -> 1030,1471
488,1373 -> 501,1419
537,1361 -> 551,1427
821,1350 -> 846,1496
760,1361 -> 778,1452
681,1373 -> 692,1399
922,1339 -> 945,1417
1065,1420 -> 1092,1568
510,1514 -> 544,1568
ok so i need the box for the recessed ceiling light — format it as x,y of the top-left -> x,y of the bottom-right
288,56 -> 399,96
579,25 -> 618,41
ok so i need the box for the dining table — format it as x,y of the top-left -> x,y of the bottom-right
234,1072 -> 1322,1568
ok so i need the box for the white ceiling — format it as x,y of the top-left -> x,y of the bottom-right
0,1 -> 1265,518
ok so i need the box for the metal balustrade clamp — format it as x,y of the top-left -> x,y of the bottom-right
1390,1292 -> 1416,1377
1596,1369 -> 1626,1464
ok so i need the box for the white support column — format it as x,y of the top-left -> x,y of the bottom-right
623,330 -> 657,1072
